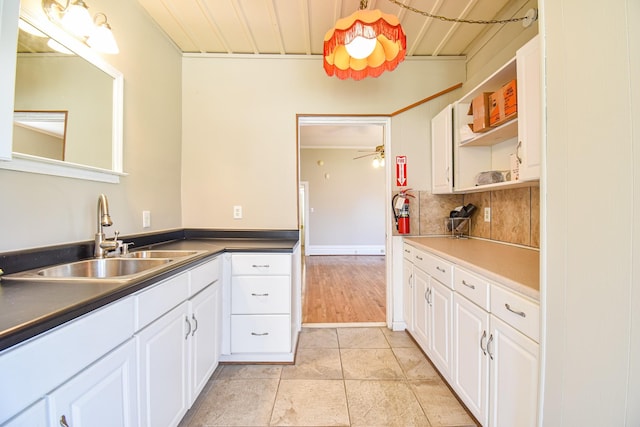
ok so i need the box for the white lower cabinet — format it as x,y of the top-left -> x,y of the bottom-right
488,315 -> 539,427
137,301 -> 190,427
405,245 -> 454,381
453,293 -> 490,425
428,279 -> 453,380
404,244 -> 539,427
223,253 -> 297,362
2,400 -> 47,427
402,254 -> 415,333
137,258 -> 222,427
48,339 -> 137,427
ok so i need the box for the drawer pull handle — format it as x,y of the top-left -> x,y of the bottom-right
252,264 -> 270,268
505,303 -> 527,318
415,255 -> 423,261
436,266 -> 446,273
461,280 -> 475,289
251,293 -> 270,297
185,316 -> 192,340
404,249 -> 410,253
60,415 -> 70,427
251,332 -> 269,336
480,330 -> 487,356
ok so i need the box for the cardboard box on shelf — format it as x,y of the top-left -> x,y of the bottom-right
467,92 -> 492,133
489,79 -> 518,127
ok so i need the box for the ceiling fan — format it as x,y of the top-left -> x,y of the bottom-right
353,145 -> 385,168
353,144 -> 384,160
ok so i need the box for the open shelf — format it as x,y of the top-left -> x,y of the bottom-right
454,178 -> 539,194
460,119 -> 518,147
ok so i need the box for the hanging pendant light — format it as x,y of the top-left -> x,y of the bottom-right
323,1 -> 406,80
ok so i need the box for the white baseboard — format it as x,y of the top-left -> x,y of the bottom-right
305,245 -> 385,256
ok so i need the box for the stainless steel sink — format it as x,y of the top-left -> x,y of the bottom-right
124,250 -> 201,259
37,258 -> 172,279
1,249 -> 207,284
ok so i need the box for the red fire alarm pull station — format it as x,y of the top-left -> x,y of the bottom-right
396,156 -> 407,187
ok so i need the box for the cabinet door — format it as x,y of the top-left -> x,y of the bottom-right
48,339 -> 137,427
516,35 -> 541,181
137,302 -> 189,427
453,294 -> 490,426
2,400 -> 47,427
189,283 -> 221,405
0,0 -> 19,161
488,315 -> 539,427
429,279 -> 453,380
431,105 -> 453,194
412,268 -> 430,350
402,259 -> 414,332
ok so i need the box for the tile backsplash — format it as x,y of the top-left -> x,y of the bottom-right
395,186 -> 540,248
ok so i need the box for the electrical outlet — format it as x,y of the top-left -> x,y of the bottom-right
233,205 -> 242,219
142,210 -> 151,228
484,207 -> 491,222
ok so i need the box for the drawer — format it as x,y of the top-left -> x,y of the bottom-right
189,257 -> 220,296
403,243 -> 414,260
231,276 -> 291,314
231,254 -> 291,276
231,315 -> 291,353
454,267 -> 490,311
424,252 -> 453,289
491,284 -> 539,342
136,273 -> 189,330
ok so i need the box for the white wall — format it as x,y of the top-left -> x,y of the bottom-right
181,56 -> 466,230
541,0 -> 640,424
0,0 -> 183,252
300,148 -> 385,254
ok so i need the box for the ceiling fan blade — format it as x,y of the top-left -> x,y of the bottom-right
353,152 -> 377,160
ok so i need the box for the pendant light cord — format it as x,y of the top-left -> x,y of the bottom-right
386,0 -> 536,25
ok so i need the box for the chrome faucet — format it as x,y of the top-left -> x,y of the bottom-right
94,194 -> 120,258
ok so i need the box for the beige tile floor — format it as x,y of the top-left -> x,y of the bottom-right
179,327 -> 478,427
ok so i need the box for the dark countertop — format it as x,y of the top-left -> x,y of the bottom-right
0,234 -> 298,352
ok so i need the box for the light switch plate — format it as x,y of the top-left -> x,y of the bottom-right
233,205 -> 242,219
142,210 -> 151,228
484,207 -> 491,222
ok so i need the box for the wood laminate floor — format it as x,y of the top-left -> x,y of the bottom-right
302,255 -> 386,324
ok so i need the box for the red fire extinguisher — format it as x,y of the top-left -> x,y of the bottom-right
392,189 -> 414,234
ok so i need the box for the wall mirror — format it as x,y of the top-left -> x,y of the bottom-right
0,10 -> 124,183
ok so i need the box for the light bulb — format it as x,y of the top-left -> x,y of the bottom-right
372,157 -> 381,168
87,22 -> 119,54
60,1 -> 94,37
345,36 -> 377,59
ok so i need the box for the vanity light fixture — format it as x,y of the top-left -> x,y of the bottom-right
42,0 -> 119,54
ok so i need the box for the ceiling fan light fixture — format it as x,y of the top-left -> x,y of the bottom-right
324,8 -> 406,80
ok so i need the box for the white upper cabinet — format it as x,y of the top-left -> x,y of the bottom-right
432,35 -> 541,194
515,35 -> 542,181
431,105 -> 453,194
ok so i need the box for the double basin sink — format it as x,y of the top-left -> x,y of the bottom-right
2,250 -> 208,284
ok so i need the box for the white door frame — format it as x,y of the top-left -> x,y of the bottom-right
297,115 -> 393,327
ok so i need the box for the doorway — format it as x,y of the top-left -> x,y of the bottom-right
298,116 -> 392,326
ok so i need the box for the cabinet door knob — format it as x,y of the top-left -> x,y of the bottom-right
252,264 -> 270,268
251,332 -> 269,336
251,293 -> 269,297
60,415 -> 70,427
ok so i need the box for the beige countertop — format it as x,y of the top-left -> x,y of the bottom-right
404,237 -> 540,301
